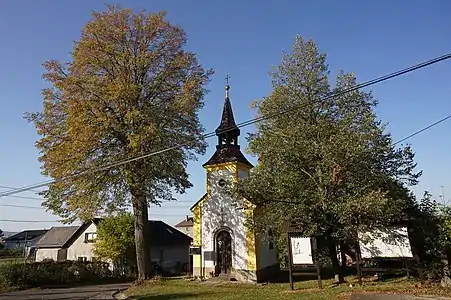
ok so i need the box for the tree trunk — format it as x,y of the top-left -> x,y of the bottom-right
131,192 -> 152,281
340,240 -> 347,269
328,238 -> 345,283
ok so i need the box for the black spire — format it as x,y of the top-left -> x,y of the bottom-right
203,79 -> 253,168
215,84 -> 240,148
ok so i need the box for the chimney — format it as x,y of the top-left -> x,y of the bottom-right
186,215 -> 189,222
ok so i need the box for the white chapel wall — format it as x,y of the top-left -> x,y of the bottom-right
202,168 -> 248,270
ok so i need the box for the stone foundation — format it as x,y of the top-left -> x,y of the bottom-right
193,264 -> 280,283
234,269 -> 257,282
193,267 -> 215,278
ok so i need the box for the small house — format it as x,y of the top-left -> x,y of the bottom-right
175,216 -> 194,238
35,218 -> 192,273
3,229 -> 48,256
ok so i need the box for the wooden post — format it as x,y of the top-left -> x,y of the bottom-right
188,252 -> 191,277
287,232 -> 294,290
312,237 -> 322,289
416,255 -> 424,282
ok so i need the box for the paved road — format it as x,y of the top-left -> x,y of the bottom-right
0,283 -> 131,300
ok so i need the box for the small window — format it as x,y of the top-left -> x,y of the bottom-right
268,229 -> 274,250
84,232 -> 97,243
77,256 -> 87,262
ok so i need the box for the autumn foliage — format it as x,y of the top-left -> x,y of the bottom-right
26,6 -> 212,279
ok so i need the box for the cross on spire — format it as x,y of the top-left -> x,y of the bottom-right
225,75 -> 230,98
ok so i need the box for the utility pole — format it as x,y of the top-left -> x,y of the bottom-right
441,186 -> 445,206
23,230 -> 28,262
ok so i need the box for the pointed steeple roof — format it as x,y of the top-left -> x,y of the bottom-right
215,89 -> 240,137
203,80 -> 253,168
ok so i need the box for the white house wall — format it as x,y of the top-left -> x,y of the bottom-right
67,223 -> 97,261
35,248 -> 59,262
257,234 -> 278,269
176,226 -> 193,238
202,168 -> 248,270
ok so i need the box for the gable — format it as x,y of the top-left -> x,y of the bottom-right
190,193 -> 208,211
175,217 -> 194,228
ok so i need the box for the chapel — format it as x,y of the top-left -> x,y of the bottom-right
190,82 -> 279,282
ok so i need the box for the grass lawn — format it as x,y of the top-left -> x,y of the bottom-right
126,276 -> 451,300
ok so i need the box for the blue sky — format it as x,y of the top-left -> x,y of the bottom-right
1,0 -> 451,232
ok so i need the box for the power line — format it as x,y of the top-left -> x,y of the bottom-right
1,52 -> 451,199
393,115 -> 451,145
0,194 -> 45,201
0,219 -> 61,223
0,204 -> 44,210
0,202 -> 193,210
0,185 -> 43,194
0,213 -> 189,224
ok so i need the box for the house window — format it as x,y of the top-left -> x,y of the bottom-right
268,229 -> 274,250
77,256 -> 87,262
84,232 -> 97,243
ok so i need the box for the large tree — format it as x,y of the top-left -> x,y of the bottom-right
26,6 -> 212,280
240,36 -> 421,282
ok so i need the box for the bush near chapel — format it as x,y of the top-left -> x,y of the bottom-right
0,260 -> 126,289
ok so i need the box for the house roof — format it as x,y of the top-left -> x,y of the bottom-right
4,230 -> 48,242
203,85 -> 253,169
37,218 -> 191,249
36,226 -> 80,248
148,220 -> 192,246
202,146 -> 253,168
175,217 -> 193,228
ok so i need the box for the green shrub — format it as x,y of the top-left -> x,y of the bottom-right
0,260 -> 122,289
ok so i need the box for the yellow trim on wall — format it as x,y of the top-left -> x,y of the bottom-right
245,207 -> 257,271
192,205 -> 202,269
204,161 -> 252,171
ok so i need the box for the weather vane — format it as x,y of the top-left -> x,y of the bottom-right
225,74 -> 230,86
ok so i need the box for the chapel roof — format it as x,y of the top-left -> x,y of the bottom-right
203,81 -> 253,168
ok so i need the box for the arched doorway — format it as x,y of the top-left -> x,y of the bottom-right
215,230 -> 232,275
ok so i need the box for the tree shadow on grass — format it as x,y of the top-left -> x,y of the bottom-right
133,292 -> 214,300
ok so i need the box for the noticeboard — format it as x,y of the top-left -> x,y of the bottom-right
290,237 -> 313,265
